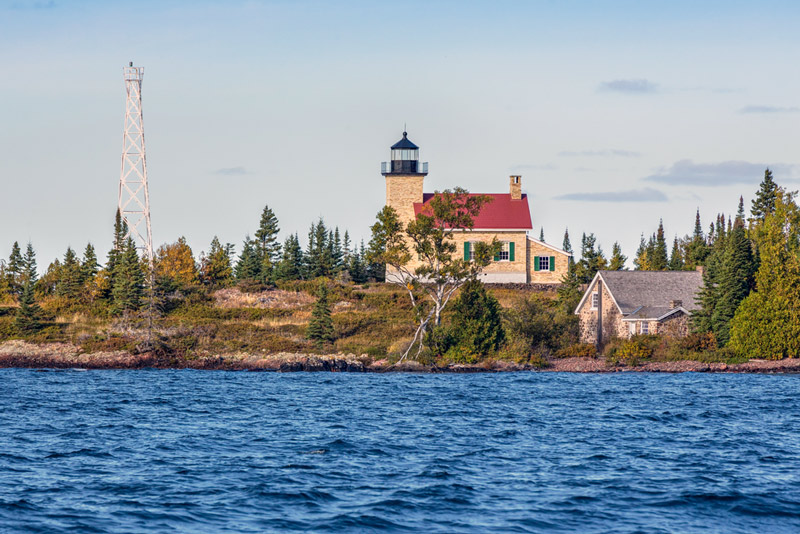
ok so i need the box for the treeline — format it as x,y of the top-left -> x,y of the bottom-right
0,205 -> 382,331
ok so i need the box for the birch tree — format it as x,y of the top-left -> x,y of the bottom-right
368,188 -> 500,360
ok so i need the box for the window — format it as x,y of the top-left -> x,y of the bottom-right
538,255 -> 550,271
498,242 -> 510,261
641,321 -> 649,334
467,242 -> 475,261
591,292 -> 599,309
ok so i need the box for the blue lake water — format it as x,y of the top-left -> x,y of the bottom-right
1,370 -> 800,533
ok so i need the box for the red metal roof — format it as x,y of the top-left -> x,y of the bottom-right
413,193 -> 532,230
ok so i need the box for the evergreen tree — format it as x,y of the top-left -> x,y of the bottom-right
347,242 -> 367,283
22,242 -> 37,287
57,247 -> 83,300
684,209 -> 709,268
609,242 -> 626,270
305,219 -> 333,278
106,210 -> 129,291
0,261 -> 10,303
7,241 -> 24,297
112,238 -> 145,315
562,228 -> 573,255
254,205 -> 281,281
15,278 -> 43,334
539,228 -> 545,242
342,230 -> 352,263
428,279 -> 504,356
650,220 -> 668,270
633,234 -> 648,270
81,243 -> 100,283
751,168 -> 779,223
713,201 -> 756,345
729,190 -> 800,358
234,237 -> 262,281
668,236 -> 684,270
200,236 -> 234,286
573,233 -> 606,283
306,281 -> 335,350
332,227 -> 344,273
274,234 -> 304,281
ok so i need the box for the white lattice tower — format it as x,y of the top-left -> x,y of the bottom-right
118,62 -> 154,265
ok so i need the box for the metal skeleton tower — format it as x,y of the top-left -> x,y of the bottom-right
118,62 -> 154,265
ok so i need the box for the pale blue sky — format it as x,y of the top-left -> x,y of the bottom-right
2,0 -> 799,268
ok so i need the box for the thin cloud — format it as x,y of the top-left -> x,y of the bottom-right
558,149 -> 641,158
598,79 -> 658,94
555,188 -> 667,202
740,105 -> 800,114
645,160 -> 799,186
213,166 -> 250,176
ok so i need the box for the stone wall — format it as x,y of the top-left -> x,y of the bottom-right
577,278 -> 625,345
655,312 -> 690,338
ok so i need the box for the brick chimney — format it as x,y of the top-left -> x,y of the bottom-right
669,300 -> 683,309
510,175 -> 522,200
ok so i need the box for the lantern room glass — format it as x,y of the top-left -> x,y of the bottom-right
391,148 -> 418,161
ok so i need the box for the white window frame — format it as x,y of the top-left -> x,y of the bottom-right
467,242 -> 475,261
640,321 -> 649,334
538,256 -> 550,271
497,241 -> 510,261
590,292 -> 599,309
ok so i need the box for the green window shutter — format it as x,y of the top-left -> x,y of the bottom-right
549,256 -> 556,271
533,256 -> 540,271
464,241 -> 470,261
509,242 -> 515,262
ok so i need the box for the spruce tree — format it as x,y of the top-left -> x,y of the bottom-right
7,241 -> 24,297
609,242 -> 626,270
306,281 -> 335,350
254,205 -> 281,281
112,238 -> 145,315
57,247 -> 83,300
22,243 -> 37,287
434,279 -> 504,356
106,210 -> 129,291
539,228 -> 545,242
562,228 -> 573,255
574,233 -> 606,283
684,209 -> 709,268
81,243 -> 100,283
342,231 -> 352,263
275,234 -> 304,281
200,236 -> 234,286
669,236 -> 684,270
15,279 -> 43,334
650,220 -> 668,270
332,227 -> 344,274
234,237 -> 262,281
751,168 -> 779,223
633,234 -> 648,270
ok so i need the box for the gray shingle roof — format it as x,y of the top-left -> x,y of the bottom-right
599,270 -> 703,314
623,306 -> 682,320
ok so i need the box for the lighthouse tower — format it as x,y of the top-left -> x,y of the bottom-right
381,132 -> 428,225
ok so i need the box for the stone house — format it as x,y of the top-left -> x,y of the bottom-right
381,132 -> 571,284
575,270 -> 704,345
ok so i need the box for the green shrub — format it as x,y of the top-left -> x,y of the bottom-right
605,336 -> 655,366
555,343 -> 597,359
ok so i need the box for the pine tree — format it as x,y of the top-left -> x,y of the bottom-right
609,242 -> 626,270
234,237 -> 262,281
112,238 -> 145,315
106,210 -> 129,291
0,261 -> 10,303
684,209 -> 709,268
342,230 -> 352,263
22,242 -> 37,287
306,281 -> 335,350
539,228 -> 545,242
431,279 -> 504,356
668,236 -> 684,270
751,168 -> 779,223
347,243 -> 367,283
7,241 -> 24,297
305,219 -> 332,278
254,205 -> 281,282
15,278 -> 43,334
574,233 -> 606,283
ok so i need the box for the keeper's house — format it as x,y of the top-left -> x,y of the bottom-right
575,270 -> 704,346
381,131 -> 571,284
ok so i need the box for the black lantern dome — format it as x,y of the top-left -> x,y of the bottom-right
382,132 -> 428,175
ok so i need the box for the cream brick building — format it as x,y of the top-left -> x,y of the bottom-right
381,132 -> 570,284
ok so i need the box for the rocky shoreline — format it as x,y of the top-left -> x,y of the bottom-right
2,340 -> 800,374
